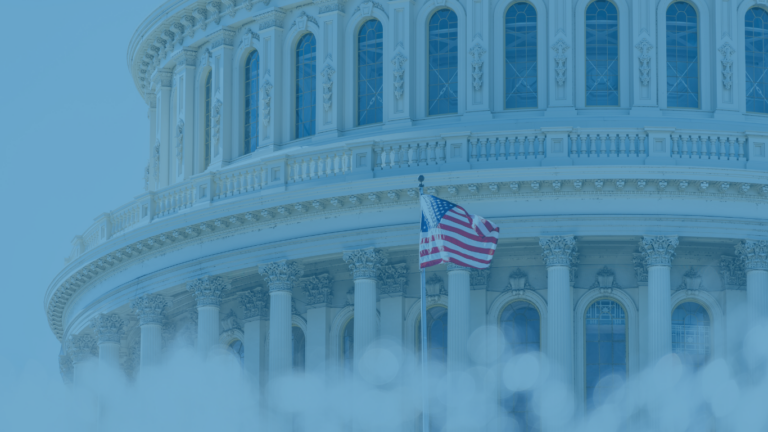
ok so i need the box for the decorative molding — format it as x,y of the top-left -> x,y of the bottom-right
67,334 -> 97,363
186,275 -> 230,307
220,308 -> 241,332
632,252 -> 648,284
590,266 -> 621,292
392,53 -> 407,100
259,260 -> 304,292
677,267 -> 703,294
470,268 -> 490,290
292,11 -> 318,31
718,42 -> 735,91
639,236 -> 678,267
314,0 -> 346,14
425,273 -> 447,300
346,286 -> 355,305
303,273 -> 334,305
506,268 -> 532,296
258,9 -> 286,30
212,94 -> 223,156
90,313 -> 125,344
552,39 -> 570,86
59,354 -> 73,384
354,1 -> 386,17
447,262 -> 470,272
635,39 -> 653,86
176,119 -> 184,168
719,255 -> 746,289
199,48 -> 212,68
735,239 -> 768,271
469,43 -> 486,91
261,78 -> 273,128
207,1 -> 222,25
321,64 -> 335,112
539,235 -> 576,267
239,288 -> 270,319
143,161 -> 150,191
153,140 -> 160,183
240,29 -> 260,49
131,293 -> 168,325
210,28 -> 236,49
379,263 -> 408,295
343,248 -> 388,280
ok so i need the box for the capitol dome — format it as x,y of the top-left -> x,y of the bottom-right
47,0 -> 768,430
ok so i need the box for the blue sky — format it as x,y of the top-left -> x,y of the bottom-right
0,0 -> 162,376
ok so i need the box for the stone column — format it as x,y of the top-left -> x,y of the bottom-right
131,294 -> 168,370
736,240 -> 768,327
539,236 -> 576,385
343,248 -> 388,371
90,313 -> 125,371
447,264 -> 471,373
304,274 -> 334,376
239,288 -> 270,403
187,276 -> 230,357
640,236 -> 678,366
68,334 -> 97,386
259,260 -> 304,379
379,264 -> 409,345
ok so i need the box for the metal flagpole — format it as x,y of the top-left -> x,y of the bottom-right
418,175 -> 429,432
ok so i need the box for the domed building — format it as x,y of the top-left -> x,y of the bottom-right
47,0 -> 768,430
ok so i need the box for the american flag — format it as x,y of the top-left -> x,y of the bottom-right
419,194 -> 500,269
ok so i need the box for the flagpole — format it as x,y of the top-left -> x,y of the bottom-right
418,175 -> 429,432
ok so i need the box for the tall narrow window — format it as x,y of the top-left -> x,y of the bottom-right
585,299 -> 626,410
585,0 -> 619,106
228,340 -> 244,368
204,71 -> 212,170
505,3 -> 538,109
296,33 -> 317,138
672,302 -> 710,370
292,326 -> 306,372
746,7 -> 768,113
500,302 -> 541,432
343,317 -> 354,376
358,20 -> 384,125
428,9 -> 459,116
244,50 -> 260,154
666,2 -> 699,108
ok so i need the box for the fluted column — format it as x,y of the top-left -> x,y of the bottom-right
131,294 -> 168,370
90,313 -> 125,371
640,236 -> 678,366
240,288 -> 270,405
343,248 -> 388,372
447,263 -> 471,373
540,236 -> 576,386
259,261 -> 304,379
736,240 -> 768,327
187,276 -> 230,357
68,334 -> 97,386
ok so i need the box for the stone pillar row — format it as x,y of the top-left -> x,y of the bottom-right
736,240 -> 768,327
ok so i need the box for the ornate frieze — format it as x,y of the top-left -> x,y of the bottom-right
469,44 -> 486,91
470,268 -> 490,290
257,9 -> 286,30
639,236 -> 678,267
321,65 -> 335,112
392,53 -> 407,100
90,313 -> 125,344
552,39 -> 570,86
314,0 -> 345,14
379,264 -> 408,295
220,309 -> 241,332
187,275 -> 230,307
506,268 -> 532,296
632,252 -> 648,284
447,262 -> 470,272
343,248 -> 388,280
303,273 -> 334,305
354,1 -> 385,16
718,43 -> 735,91
677,267 -> 703,293
68,334 -> 97,363
735,240 -> 768,271
635,39 -> 653,86
539,235 -> 576,267
590,266 -> 620,293
261,79 -> 273,128
239,288 -> 270,319
720,255 -> 746,289
259,260 -> 304,292
291,11 -> 318,31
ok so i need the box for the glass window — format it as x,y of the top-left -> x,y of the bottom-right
292,326 -> 306,372
672,302 -> 710,370
358,20 -> 384,125
343,317 -> 354,376
505,3 -> 538,109
228,340 -> 244,368
585,299 -> 626,410
244,50 -> 260,154
746,7 -> 768,113
204,71 -> 212,170
296,33 -> 317,138
585,0 -> 620,106
500,302 -> 540,432
666,2 -> 699,108
428,9 -> 459,116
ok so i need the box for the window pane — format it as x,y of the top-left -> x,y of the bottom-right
586,0 -> 619,106
585,299 -> 626,411
358,20 -> 384,125
746,7 -> 768,113
428,9 -> 459,116
666,2 -> 699,108
672,302 -> 710,370
505,3 -> 538,109
500,302 -> 541,432
296,34 -> 317,138
204,72 -> 212,170
244,51 -> 259,154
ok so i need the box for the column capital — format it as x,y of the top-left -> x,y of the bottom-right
639,236 -> 679,267
67,334 -> 97,363
379,263 -> 408,295
89,313 -> 125,345
303,274 -> 334,306
259,260 -> 304,292
187,275 -> 230,307
736,240 -> 768,271
239,288 -> 270,320
343,248 -> 388,280
539,235 -> 576,267
447,262 -> 471,273
131,293 -> 168,325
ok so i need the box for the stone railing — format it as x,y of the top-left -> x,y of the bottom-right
62,127 -> 767,264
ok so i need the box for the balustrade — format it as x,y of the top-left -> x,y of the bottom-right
470,133 -> 546,162
568,131 -> 647,158
374,141 -> 446,169
671,133 -> 746,162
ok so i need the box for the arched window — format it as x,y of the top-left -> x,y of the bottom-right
585,0 -> 619,106
244,50 -> 260,154
505,2 -> 538,109
500,301 -> 540,431
357,19 -> 384,125
666,2 -> 699,108
228,340 -> 245,368
292,326 -> 306,372
203,71 -> 212,170
416,306 -> 448,364
342,317 -> 354,376
672,302 -> 710,370
428,9 -> 459,116
746,7 -> 768,114
585,299 -> 626,410
296,33 -> 317,138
